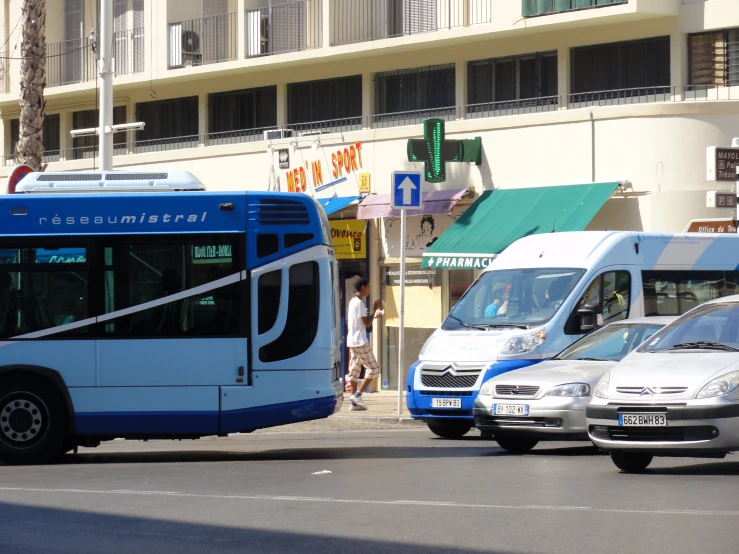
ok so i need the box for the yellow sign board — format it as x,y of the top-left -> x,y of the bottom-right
358,173 -> 371,194
330,220 -> 367,260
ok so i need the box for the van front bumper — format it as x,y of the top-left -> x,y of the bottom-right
407,359 -> 539,420
586,402 -> 739,454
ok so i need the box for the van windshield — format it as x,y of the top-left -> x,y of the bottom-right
443,268 -> 585,330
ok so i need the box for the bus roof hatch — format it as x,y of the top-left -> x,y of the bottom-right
14,170 -> 206,193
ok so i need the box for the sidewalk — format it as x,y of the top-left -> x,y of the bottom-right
332,390 -> 425,426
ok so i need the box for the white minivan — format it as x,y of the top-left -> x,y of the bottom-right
406,231 -> 739,439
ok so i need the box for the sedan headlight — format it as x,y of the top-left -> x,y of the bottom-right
500,328 -> 547,356
479,380 -> 493,396
697,370 -> 739,399
544,383 -> 590,397
593,371 -> 610,399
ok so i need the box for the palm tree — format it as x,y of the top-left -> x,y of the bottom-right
16,0 -> 46,170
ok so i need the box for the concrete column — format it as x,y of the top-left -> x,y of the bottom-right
362,73 -> 374,129
59,112 -> 73,160
455,61 -> 467,119
557,46 -> 570,109
322,0 -> 330,48
199,93 -> 208,146
276,83 -> 288,127
670,30 -> 688,101
237,0 -> 245,59
156,0 -> 169,77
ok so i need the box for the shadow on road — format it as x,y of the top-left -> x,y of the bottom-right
7,444 -> 502,466
0,501 -> 524,554
643,460 -> 739,476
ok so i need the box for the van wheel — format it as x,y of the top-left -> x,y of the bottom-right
610,452 -> 653,473
0,375 -> 71,465
427,420 -> 472,439
495,437 -> 539,454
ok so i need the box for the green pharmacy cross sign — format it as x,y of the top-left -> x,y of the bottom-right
406,118 -> 482,183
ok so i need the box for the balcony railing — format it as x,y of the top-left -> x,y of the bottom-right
113,28 -> 145,76
47,38 -> 96,87
6,85 -> 738,166
331,0 -> 492,46
47,30 -> 145,88
246,0 -> 322,58
523,0 -> 627,17
169,13 -> 237,69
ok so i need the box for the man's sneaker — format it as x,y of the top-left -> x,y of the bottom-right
349,394 -> 359,406
349,404 -> 367,411
352,393 -> 366,407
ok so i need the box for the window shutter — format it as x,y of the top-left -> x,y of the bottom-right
43,114 -> 61,155
202,0 -> 228,16
644,37 -> 670,88
270,0 -> 306,54
690,31 -> 727,86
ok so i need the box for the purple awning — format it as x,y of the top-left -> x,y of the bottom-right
356,188 -> 469,219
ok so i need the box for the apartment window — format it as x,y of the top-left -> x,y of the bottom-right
689,28 -> 739,86
135,96 -> 199,151
8,114 -> 61,162
287,76 -> 362,131
208,87 -> 277,142
72,107 -> 127,159
375,64 -> 455,124
468,52 -> 557,109
571,36 -> 670,98
523,0 -> 627,17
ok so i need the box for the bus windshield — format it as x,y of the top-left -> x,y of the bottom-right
443,268 -> 585,330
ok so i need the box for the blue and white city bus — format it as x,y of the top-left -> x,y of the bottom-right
0,170 -> 342,464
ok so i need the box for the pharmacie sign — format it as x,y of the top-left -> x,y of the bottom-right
422,255 -> 494,269
285,142 -> 365,193
329,220 -> 366,260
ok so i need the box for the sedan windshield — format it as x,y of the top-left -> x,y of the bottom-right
443,268 -> 585,330
555,323 -> 666,362
640,303 -> 739,353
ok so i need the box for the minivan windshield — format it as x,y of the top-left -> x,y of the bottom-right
442,268 -> 585,330
554,322 -> 665,362
640,303 -> 739,353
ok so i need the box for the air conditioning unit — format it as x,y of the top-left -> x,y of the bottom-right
263,129 -> 293,140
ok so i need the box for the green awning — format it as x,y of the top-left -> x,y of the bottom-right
422,182 -> 619,269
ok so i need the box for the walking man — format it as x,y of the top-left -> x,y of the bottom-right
347,278 -> 383,411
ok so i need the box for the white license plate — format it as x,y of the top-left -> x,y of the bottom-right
618,413 -> 667,427
431,398 -> 462,408
493,404 -> 529,416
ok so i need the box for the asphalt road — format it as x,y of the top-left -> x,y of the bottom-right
1,420 -> 738,554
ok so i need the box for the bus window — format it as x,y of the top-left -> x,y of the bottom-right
0,246 -> 89,338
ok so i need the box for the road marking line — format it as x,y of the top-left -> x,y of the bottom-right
0,487 -> 737,517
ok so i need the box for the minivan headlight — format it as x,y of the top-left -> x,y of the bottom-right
593,372 -> 610,399
500,329 -> 547,356
479,380 -> 493,396
545,383 -> 590,397
697,370 -> 739,399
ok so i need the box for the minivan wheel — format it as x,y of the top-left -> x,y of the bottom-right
495,437 -> 539,454
427,420 -> 472,439
610,451 -> 653,473
0,375 -> 70,465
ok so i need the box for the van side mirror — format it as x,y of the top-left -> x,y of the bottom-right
578,308 -> 596,333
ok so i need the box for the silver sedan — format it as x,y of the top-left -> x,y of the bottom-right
474,317 -> 675,453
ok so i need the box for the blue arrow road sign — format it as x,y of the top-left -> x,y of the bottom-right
391,171 -> 422,210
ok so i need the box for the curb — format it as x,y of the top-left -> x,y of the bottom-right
331,415 -> 426,426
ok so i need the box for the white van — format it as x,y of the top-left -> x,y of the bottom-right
406,231 -> 739,439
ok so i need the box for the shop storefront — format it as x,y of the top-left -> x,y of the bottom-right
357,188 -> 477,391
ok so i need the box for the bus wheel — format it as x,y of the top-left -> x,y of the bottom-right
427,420 -> 472,439
0,375 -> 70,465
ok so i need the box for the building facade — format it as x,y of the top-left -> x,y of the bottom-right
1,0 -> 738,389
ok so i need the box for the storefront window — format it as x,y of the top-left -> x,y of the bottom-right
381,264 -> 442,390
